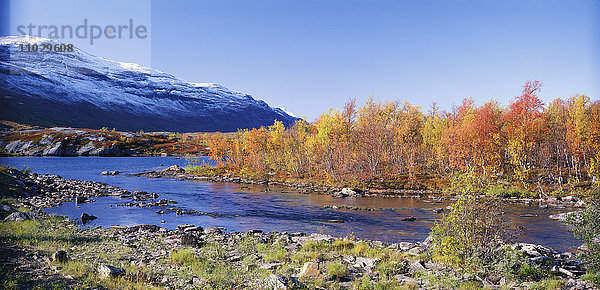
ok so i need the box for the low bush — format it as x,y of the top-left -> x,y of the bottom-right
567,200 -> 600,273
431,196 -> 517,265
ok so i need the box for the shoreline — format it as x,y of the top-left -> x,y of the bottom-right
0,167 -> 596,289
135,165 -> 589,209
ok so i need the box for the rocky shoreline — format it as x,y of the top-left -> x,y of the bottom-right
136,165 -> 589,209
0,167 -> 597,289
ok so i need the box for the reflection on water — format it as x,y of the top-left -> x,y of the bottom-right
0,157 -> 581,251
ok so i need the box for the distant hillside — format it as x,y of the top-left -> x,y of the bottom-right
0,36 -> 297,132
0,126 -> 208,156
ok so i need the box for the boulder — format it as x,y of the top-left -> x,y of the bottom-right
548,211 -> 577,222
164,165 -> 185,173
51,250 -> 68,263
184,226 -> 203,233
127,224 -> 161,233
513,243 -> 557,258
262,273 -> 304,289
333,188 -> 364,198
80,213 -> 97,224
203,226 -> 222,234
561,196 -> 578,202
177,224 -> 195,231
422,235 -> 434,247
354,257 -> 378,271
3,211 -> 42,222
409,261 -> 426,273
298,262 -> 321,280
181,234 -> 197,247
98,264 -> 125,279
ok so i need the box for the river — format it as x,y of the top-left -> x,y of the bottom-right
0,157 -> 580,252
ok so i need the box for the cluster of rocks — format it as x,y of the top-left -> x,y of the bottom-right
73,222 -> 594,289
0,167 -> 130,210
332,188 -> 364,198
512,243 -> 587,278
100,170 -> 121,175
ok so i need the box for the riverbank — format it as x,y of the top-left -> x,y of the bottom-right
0,126 -> 208,157
1,166 -> 598,289
135,165 -> 590,209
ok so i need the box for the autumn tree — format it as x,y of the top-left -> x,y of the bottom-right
503,81 -> 547,184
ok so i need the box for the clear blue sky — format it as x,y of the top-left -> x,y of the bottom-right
4,0 -> 599,120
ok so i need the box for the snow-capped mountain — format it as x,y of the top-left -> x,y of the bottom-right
0,36 -> 297,132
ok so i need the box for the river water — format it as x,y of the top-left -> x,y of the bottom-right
0,157 -> 580,252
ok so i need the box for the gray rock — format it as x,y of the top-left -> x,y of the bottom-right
184,226 -> 203,233
203,226 -> 222,234
548,211 -> 577,222
177,224 -> 195,231
395,275 -> 419,285
164,165 -> 185,173
261,262 -> 284,270
422,235 -> 434,247
424,261 -> 445,271
3,211 -> 42,222
513,243 -> 557,258
354,257 -> 378,271
42,142 -> 64,155
409,261 -> 426,273
397,242 -> 415,251
262,273 -> 304,289
127,224 -> 161,233
98,264 -> 125,279
308,233 -> 335,242
298,262 -> 321,280
562,196 -> 578,202
0,205 -> 16,213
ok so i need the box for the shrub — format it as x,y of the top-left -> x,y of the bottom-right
567,200 -> 600,273
582,272 -> 600,285
326,260 -> 348,280
431,196 -> 517,264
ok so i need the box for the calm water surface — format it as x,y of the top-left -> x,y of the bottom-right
0,157 -> 580,251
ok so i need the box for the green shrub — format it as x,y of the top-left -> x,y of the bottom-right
169,248 -> 199,267
582,272 -> 600,285
326,261 -> 348,280
486,184 -> 536,198
431,196 -> 517,265
517,263 -> 546,281
567,200 -> 600,273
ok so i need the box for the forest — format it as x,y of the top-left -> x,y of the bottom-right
195,81 -> 600,196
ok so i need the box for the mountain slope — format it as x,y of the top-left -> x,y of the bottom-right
0,36 -> 297,132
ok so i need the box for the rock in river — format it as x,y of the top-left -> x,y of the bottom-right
80,213 -> 97,224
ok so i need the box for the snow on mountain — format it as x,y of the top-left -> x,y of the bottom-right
0,35 -> 298,132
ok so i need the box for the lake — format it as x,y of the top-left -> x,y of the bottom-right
0,156 -> 580,252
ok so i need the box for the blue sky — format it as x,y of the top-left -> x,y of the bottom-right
4,0 -> 599,120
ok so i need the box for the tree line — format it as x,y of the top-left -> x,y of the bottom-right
200,81 -> 599,193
